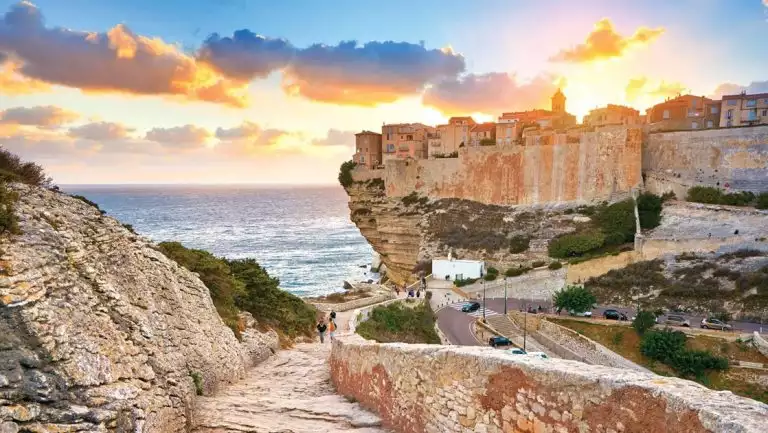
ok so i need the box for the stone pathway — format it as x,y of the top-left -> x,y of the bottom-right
193,310 -> 389,433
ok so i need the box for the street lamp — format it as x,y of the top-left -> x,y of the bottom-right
523,303 -> 528,351
482,279 -> 487,322
503,277 -> 508,315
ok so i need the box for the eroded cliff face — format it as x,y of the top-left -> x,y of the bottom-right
346,181 -> 581,285
0,185 -> 278,432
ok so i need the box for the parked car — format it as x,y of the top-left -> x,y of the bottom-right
569,310 -> 592,317
701,318 -> 732,331
663,315 -> 691,327
602,309 -> 628,321
462,302 -> 481,312
489,336 -> 512,347
506,348 -> 527,355
526,352 -> 549,359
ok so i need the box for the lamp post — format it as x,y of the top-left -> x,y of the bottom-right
482,279 -> 487,323
523,304 -> 528,351
504,277 -> 508,315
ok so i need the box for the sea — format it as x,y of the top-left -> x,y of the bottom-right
61,185 -> 376,297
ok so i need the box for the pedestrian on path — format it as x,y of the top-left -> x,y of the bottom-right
329,319 -> 337,341
317,320 -> 327,343
330,310 -> 336,321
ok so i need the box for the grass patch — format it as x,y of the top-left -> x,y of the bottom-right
505,266 -> 531,277
0,184 -> 20,235
508,235 -> 530,254
70,195 -> 106,215
190,371 -> 204,396
356,302 -> 440,344
686,186 -> 757,207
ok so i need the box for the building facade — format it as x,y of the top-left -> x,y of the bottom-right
469,123 -> 496,146
495,115 -> 521,146
381,123 -> 432,162
646,94 -> 720,130
720,92 -> 768,127
498,89 -> 576,133
435,116 -> 476,157
353,131 -> 382,169
584,104 -> 641,127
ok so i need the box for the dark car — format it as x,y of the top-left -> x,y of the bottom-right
461,302 -> 481,313
489,336 -> 512,347
603,309 -> 627,321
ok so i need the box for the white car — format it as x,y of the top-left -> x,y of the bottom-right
526,352 -> 549,359
569,310 -> 592,317
506,348 -> 527,355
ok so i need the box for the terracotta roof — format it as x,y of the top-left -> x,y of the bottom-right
356,130 -> 381,136
471,123 -> 496,133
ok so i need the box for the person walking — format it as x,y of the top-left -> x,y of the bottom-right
330,310 -> 336,321
329,318 -> 337,341
317,320 -> 328,343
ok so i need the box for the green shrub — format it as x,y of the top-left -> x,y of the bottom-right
455,277 -> 479,287
661,191 -> 676,202
0,184 -> 20,235
338,160 -> 357,188
553,285 -> 596,314
687,186 -> 723,204
508,235 -> 530,253
603,231 -> 626,246
483,273 -> 497,281
531,260 -> 546,268
637,192 -> 663,229
122,223 -> 136,234
505,266 -> 531,277
548,261 -> 563,270
401,192 -> 420,206
722,191 -> 755,206
757,192 -> 768,210
612,331 -> 624,346
669,350 -> 728,378
484,267 -> 499,280
368,178 -> 385,190
594,199 -> 635,242
640,329 -> 687,362
548,231 -> 605,258
356,302 -> 440,344
70,195 -> 106,215
190,371 -> 204,396
632,310 -> 657,336
0,148 -> 52,187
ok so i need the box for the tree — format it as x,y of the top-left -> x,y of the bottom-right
553,285 -> 596,314
632,310 -> 657,336
338,160 -> 357,188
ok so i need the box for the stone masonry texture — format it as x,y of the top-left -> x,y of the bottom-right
0,184 -> 278,432
330,336 -> 768,433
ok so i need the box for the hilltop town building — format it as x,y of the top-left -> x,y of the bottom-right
434,116 -> 475,157
497,89 -> 577,133
469,122 -> 496,146
353,131 -> 382,169
720,92 -> 768,127
381,123 -> 432,162
584,104 -> 642,127
646,94 -> 721,130
495,115 -> 521,146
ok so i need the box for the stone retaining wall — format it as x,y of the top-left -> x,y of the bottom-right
754,332 -> 768,358
330,337 -> 768,433
311,293 -> 394,312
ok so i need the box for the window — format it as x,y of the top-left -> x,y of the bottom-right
746,99 -> 757,108
746,110 -> 758,121
706,120 -> 713,128
710,106 -> 719,114
387,144 -> 395,152
360,155 -> 365,163
762,109 -> 767,116
662,109 -> 670,119
691,121 -> 699,129
726,109 -> 733,119
726,120 -> 732,127
727,99 -> 737,106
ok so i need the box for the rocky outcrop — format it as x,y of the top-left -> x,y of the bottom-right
0,185 -> 278,432
331,336 -> 768,433
346,180 -> 581,285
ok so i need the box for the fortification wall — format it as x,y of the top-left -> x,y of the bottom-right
643,126 -> 768,195
330,337 -> 767,433
384,128 -> 642,206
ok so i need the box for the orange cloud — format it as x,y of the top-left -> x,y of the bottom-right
0,3 -> 248,107
0,54 -> 50,94
625,77 -> 687,103
0,105 -> 79,127
145,125 -> 211,149
551,18 -> 664,63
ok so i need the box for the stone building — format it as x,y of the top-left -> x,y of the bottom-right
435,116 -> 475,156
353,130 -> 383,169
469,122 -> 496,146
646,94 -> 720,130
497,89 -> 576,132
381,123 -> 432,162
584,104 -> 642,127
720,92 -> 768,127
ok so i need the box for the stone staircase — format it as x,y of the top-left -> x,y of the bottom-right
485,315 -> 552,355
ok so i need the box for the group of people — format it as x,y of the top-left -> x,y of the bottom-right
316,310 -> 337,343
394,276 -> 428,298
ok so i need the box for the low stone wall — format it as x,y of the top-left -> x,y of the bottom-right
330,337 -> 768,433
754,332 -> 768,358
311,293 -> 394,313
507,312 -> 588,362
537,320 -> 650,373
464,268 -> 566,301
347,297 -> 419,334
351,166 -> 385,182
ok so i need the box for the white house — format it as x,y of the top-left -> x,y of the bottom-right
432,254 -> 485,281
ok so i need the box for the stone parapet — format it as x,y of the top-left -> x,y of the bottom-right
311,293 -> 395,313
330,337 -> 768,433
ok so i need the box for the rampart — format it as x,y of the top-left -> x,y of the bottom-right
330,337 -> 768,433
643,126 -> 768,197
383,128 -> 642,205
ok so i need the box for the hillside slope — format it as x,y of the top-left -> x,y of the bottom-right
0,184 -> 277,432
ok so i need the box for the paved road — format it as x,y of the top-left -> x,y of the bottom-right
435,303 -> 490,346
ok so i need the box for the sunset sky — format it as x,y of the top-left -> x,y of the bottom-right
1,0 -> 766,184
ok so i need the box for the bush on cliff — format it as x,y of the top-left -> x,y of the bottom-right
640,329 -> 728,379
355,302 -> 440,344
637,192 -> 663,229
687,186 -> 756,207
338,160 -> 357,188
157,242 -> 316,341
632,310 -> 657,336
0,148 -> 52,187
756,192 -> 768,210
548,231 -> 605,258
0,184 -> 20,235
508,235 -> 530,254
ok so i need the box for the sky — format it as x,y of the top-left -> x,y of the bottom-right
0,0 -> 766,184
